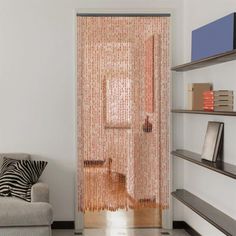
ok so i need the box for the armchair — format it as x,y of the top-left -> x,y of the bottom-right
0,153 -> 53,236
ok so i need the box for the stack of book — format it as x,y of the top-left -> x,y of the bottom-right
188,83 -> 213,110
203,90 -> 234,111
214,90 -> 234,112
203,91 -> 214,111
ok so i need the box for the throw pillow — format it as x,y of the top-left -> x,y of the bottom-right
0,160 -> 47,201
0,157 -> 21,195
0,157 -> 19,177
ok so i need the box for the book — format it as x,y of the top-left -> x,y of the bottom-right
214,90 -> 233,96
214,97 -> 234,103
203,91 -> 214,96
188,84 -> 213,110
203,90 -> 234,111
214,100 -> 233,106
204,96 -> 214,100
187,84 -> 193,110
214,105 -> 233,112
204,101 -> 214,106
203,106 -> 214,110
203,91 -> 214,111
204,106 -> 214,108
202,121 -> 224,162
214,96 -> 234,101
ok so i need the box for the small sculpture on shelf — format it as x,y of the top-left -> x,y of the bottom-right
142,115 -> 152,133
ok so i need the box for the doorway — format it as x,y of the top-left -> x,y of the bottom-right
77,14 -> 170,229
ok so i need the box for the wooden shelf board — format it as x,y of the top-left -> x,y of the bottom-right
172,189 -> 236,236
171,49 -> 236,72
172,149 -> 236,179
171,109 -> 236,116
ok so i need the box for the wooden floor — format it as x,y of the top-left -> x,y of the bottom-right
53,229 -> 190,236
85,208 -> 161,228
84,165 -> 129,211
84,165 -> 161,228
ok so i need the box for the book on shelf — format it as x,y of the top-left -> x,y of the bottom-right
204,94 -> 214,98
188,83 -> 213,110
203,90 -> 234,111
214,90 -> 234,111
202,121 -> 224,162
203,91 -> 214,96
214,105 -> 234,112
214,100 -> 233,106
214,95 -> 234,100
214,90 -> 233,96
203,106 -> 214,111
203,90 -> 214,111
204,101 -> 214,106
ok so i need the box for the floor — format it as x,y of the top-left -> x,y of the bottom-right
52,229 -> 190,236
85,208 -> 161,228
54,168 -> 190,236
84,165 -> 129,212
79,166 -> 177,235
84,165 -> 161,228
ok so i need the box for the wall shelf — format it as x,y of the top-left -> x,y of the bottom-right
172,189 -> 236,236
171,49 -> 236,72
172,149 -> 236,179
171,109 -> 236,116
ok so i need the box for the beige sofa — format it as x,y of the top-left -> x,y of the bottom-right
0,153 -> 53,236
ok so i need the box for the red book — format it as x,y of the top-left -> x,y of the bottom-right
204,101 -> 214,106
203,91 -> 214,95
203,105 -> 214,108
204,99 -> 214,101
204,106 -> 214,110
204,104 -> 214,107
204,105 -> 214,108
204,95 -> 214,99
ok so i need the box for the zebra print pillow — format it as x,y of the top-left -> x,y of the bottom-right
0,160 -> 47,201
0,157 -> 19,177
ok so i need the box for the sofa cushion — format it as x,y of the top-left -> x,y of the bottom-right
0,157 -> 20,177
0,196 -> 53,227
0,160 -> 47,201
0,153 -> 30,172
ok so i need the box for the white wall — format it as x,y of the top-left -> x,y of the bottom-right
181,0 -> 236,235
0,0 -> 184,222
0,0 -> 79,221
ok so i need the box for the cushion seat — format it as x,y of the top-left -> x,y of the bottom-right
0,196 -> 53,227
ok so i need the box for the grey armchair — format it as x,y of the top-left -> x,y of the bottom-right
0,153 -> 53,236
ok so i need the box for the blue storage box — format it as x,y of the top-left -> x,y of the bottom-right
191,13 -> 236,61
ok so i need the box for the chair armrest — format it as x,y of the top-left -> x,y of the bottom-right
31,182 -> 49,203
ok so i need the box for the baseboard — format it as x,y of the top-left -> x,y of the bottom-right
52,220 -> 200,235
173,221 -> 201,236
51,221 -> 75,229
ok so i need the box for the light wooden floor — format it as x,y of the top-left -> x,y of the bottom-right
84,166 -> 129,212
85,208 -> 161,228
53,229 -> 190,236
84,165 -> 161,228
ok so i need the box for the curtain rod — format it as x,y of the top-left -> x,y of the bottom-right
77,13 -> 171,17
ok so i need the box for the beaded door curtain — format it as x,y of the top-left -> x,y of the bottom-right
77,16 -> 170,213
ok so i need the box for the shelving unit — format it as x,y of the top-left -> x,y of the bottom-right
172,50 -> 236,235
172,150 -> 236,179
172,189 -> 236,236
172,109 -> 236,117
171,49 -> 236,72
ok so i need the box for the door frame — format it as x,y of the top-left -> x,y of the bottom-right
74,8 -> 176,233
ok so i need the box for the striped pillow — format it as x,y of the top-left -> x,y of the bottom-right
0,157 -> 19,177
0,160 -> 47,201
